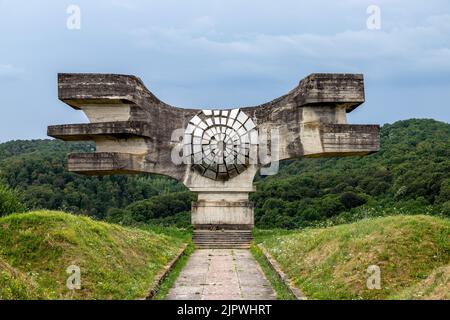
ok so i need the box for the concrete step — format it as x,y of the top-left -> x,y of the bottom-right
194,241 -> 252,244
194,240 -> 252,242
193,230 -> 253,249
193,234 -> 253,237
193,236 -> 252,238
193,234 -> 252,237
194,241 -> 251,244
194,234 -> 252,236
194,239 -> 252,241
194,230 -> 252,232
193,236 -> 252,239
193,231 -> 253,234
195,244 -> 251,249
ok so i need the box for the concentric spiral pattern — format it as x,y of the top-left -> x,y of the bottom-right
184,109 -> 257,181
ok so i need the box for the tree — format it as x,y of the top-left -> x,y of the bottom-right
340,192 -> 367,210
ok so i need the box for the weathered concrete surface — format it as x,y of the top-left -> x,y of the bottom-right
192,201 -> 254,227
49,72 -> 380,240
193,230 -> 253,248
166,249 -> 276,300
49,73 -> 379,179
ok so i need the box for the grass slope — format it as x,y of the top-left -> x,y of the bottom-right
0,211 -> 186,299
257,215 -> 449,300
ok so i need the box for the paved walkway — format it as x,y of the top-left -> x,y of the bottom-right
166,249 -> 276,300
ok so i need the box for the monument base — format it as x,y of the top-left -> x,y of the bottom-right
191,198 -> 254,230
191,193 -> 254,248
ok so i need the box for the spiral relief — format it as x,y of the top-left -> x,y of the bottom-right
184,109 -> 257,181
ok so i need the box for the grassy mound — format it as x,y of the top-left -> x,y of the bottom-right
258,215 -> 449,300
0,211 -> 186,299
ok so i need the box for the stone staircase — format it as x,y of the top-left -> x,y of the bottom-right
193,230 -> 253,249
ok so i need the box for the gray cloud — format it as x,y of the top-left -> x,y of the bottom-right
0,0 -> 449,142
129,12 -> 450,80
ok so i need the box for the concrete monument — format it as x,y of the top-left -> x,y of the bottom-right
48,73 -> 380,248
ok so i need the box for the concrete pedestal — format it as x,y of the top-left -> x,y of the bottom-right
191,190 -> 254,230
191,199 -> 254,230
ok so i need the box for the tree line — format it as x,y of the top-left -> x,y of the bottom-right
0,119 -> 449,228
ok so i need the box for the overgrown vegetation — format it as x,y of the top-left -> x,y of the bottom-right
0,184 -> 25,216
0,140 -> 186,221
251,119 -> 450,228
105,191 -> 195,228
258,215 -> 450,300
0,211 -> 187,299
0,119 -> 448,228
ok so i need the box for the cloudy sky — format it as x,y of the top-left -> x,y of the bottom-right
0,0 -> 449,141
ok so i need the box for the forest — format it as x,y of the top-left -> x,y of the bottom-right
0,119 -> 449,228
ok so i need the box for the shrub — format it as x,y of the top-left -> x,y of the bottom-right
340,192 -> 367,209
0,184 -> 25,216
437,179 -> 450,204
105,208 -> 134,225
440,201 -> 450,217
125,191 -> 195,222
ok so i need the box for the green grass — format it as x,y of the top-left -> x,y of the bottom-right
139,224 -> 192,243
0,211 -> 188,299
257,215 -> 450,300
250,245 -> 296,300
391,265 -> 449,299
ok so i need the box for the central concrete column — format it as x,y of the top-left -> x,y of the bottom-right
191,192 -> 254,230
186,166 -> 258,233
